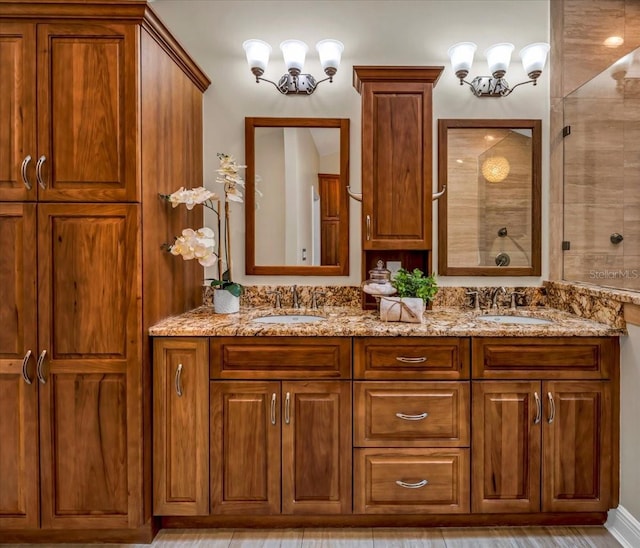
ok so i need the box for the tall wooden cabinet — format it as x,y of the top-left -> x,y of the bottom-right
352,66 -> 443,307
0,1 -> 209,541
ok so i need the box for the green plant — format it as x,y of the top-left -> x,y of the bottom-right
391,268 -> 438,301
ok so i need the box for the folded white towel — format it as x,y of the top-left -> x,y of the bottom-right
379,297 -> 424,323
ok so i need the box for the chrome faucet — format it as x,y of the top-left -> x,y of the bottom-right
490,286 -> 506,312
291,285 -> 301,309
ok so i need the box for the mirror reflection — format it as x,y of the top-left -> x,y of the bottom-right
438,119 -> 541,276
245,118 -> 350,276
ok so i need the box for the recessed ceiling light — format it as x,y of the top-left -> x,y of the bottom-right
604,36 -> 624,47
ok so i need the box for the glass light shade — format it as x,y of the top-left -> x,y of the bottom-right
485,43 -> 514,79
280,40 -> 308,74
448,42 -> 477,79
519,42 -> 550,79
242,39 -> 272,73
316,39 -> 344,74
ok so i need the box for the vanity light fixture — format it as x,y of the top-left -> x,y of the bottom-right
448,41 -> 550,97
242,38 -> 344,95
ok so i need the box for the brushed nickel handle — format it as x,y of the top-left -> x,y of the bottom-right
21,350 -> 33,385
174,363 -> 183,397
21,155 -> 33,190
346,186 -> 363,202
36,350 -> 47,384
396,356 -> 427,363
284,391 -> 291,425
270,393 -> 276,425
396,412 -> 428,421
35,155 -> 46,189
366,214 -> 371,241
432,185 -> 446,201
547,392 -> 555,424
396,479 -> 428,489
533,391 -> 541,424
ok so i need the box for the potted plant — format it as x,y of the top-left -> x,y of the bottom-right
162,153 -> 245,314
380,268 -> 438,323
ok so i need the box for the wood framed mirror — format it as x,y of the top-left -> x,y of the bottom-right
438,119 -> 542,276
245,117 -> 350,276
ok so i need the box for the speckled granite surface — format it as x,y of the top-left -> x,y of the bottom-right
545,280 -> 640,329
149,305 -> 621,338
203,285 -> 547,309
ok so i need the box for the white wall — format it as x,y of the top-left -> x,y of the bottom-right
151,0 -> 550,287
620,323 -> 640,519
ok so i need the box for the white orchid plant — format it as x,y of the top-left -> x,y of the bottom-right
161,153 -> 246,297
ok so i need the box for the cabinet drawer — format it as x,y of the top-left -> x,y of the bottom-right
354,448 -> 469,514
354,382 -> 469,447
354,338 -> 470,380
210,337 -> 351,379
472,337 -> 618,380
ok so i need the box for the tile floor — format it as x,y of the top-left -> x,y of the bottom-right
2,526 -> 622,547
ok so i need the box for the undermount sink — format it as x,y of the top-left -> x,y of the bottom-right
478,315 -> 554,326
252,314 -> 327,325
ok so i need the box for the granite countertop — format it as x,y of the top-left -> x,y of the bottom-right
149,305 -> 623,337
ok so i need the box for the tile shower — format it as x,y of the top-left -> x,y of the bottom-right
563,45 -> 640,290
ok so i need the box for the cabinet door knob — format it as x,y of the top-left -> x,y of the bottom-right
395,412 -> 428,421
36,350 -> 47,384
21,155 -> 33,190
36,155 -> 47,190
533,391 -> 541,424
547,392 -> 555,424
396,479 -> 428,489
174,363 -> 183,397
21,350 -> 33,385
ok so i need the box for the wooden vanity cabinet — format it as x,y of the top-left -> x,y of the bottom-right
210,338 -> 352,515
353,337 -> 471,514
153,338 -> 209,516
472,337 -> 619,514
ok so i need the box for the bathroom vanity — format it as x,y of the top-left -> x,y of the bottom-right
150,306 -> 620,528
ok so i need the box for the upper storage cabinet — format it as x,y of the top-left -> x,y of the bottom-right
353,67 -> 443,251
1,20 -> 137,202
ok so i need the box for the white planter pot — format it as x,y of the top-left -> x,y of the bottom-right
379,296 -> 425,323
214,289 -> 240,314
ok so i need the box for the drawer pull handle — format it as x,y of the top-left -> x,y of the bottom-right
270,393 -> 276,425
396,479 -> 428,489
533,391 -> 541,424
396,412 -> 428,421
36,350 -> 47,384
396,356 -> 427,363
174,363 -> 183,397
547,392 -> 555,424
366,214 -> 371,241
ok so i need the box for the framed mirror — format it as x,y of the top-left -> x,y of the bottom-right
438,119 -> 541,276
245,117 -> 350,276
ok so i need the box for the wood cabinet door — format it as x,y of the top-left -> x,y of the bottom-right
36,23 -> 138,202
211,381 -> 281,515
542,381 -> 612,512
282,381 -> 352,514
0,203 -> 38,530
0,23 -> 36,201
472,381 -> 541,513
37,203 -> 140,528
361,82 -> 432,250
153,338 -> 209,516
